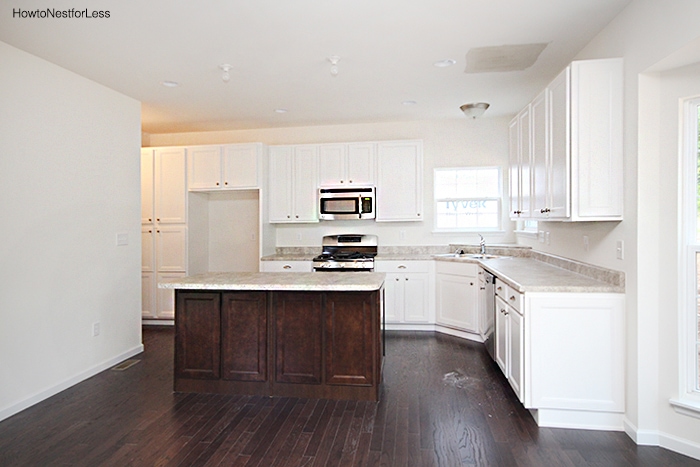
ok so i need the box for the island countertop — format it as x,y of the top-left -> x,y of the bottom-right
159,271 -> 385,291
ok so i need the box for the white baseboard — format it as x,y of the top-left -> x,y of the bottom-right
142,319 -> 174,326
0,344 -> 144,423
624,417 -> 700,461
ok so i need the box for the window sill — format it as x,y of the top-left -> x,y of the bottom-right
670,398 -> 700,420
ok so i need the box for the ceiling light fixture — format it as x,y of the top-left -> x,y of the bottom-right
274,108 -> 288,114
460,102 -> 490,119
161,80 -> 179,87
402,100 -> 417,106
219,64 -> 232,83
328,55 -> 340,77
434,59 -> 456,68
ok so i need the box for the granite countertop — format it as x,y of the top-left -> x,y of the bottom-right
159,272 -> 385,291
445,256 -> 623,294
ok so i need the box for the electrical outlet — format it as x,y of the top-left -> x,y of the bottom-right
583,235 -> 590,251
116,232 -> 128,246
545,231 -> 551,245
400,230 -> 406,240
296,233 -> 302,241
538,231 -> 545,243
92,322 -> 100,337
616,240 -> 624,260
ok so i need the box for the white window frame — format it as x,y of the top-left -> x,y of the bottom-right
672,96 -> 700,418
433,166 -> 502,233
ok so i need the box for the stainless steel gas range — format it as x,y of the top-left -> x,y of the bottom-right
312,234 -> 378,271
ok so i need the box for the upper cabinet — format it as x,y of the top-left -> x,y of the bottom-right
187,143 -> 263,191
268,145 -> 319,223
318,142 -> 376,186
510,57 -> 623,222
509,106 -> 532,219
376,140 -> 423,222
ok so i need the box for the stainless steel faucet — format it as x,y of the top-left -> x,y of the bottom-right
479,234 -> 486,255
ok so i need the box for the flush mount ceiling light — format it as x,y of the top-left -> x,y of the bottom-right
219,64 -> 232,83
274,108 -> 288,114
328,55 -> 340,77
161,80 -> 179,87
402,100 -> 417,106
433,59 -> 456,68
460,102 -> 490,119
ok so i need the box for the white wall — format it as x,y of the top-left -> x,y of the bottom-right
0,42 -> 143,421
149,117 -> 513,248
514,0 -> 700,458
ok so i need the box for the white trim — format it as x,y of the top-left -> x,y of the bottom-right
678,96 -> 700,410
0,344 -> 144,423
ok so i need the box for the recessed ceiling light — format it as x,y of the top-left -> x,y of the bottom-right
274,108 -> 288,114
402,100 -> 417,106
433,59 -> 457,68
161,80 -> 179,87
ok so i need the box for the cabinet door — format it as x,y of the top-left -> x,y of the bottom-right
187,146 -> 222,190
382,273 -> 404,323
495,295 -> 508,374
507,308 -> 524,402
531,90 -> 549,218
376,141 -> 423,221
155,225 -> 187,272
141,227 -> 154,272
547,67 -> 571,219
292,145 -> 319,222
435,272 -> 477,332
318,144 -> 346,186
221,292 -> 267,382
156,272 -> 186,319
508,118 -> 521,218
141,272 -> 156,319
269,146 -> 294,222
154,147 -> 187,224
517,106 -> 532,218
273,292 -> 323,384
141,149 -> 154,224
175,291 -> 221,380
223,144 -> 260,189
325,292 -> 376,386
347,143 -> 375,185
403,273 -> 430,323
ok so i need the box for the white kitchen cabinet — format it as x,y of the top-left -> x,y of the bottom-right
376,140 -> 423,222
509,107 -> 532,219
477,269 -> 491,339
435,261 -> 479,333
318,142 -> 376,186
510,58 -> 623,221
269,145 -> 319,223
141,147 -> 188,320
260,260 -> 313,272
495,280 -> 524,402
187,143 -> 262,191
375,260 -> 432,324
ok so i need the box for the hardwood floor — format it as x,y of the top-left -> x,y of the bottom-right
1,326 -> 698,466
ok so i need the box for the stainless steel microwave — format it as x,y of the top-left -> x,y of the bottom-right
318,187 -> 375,220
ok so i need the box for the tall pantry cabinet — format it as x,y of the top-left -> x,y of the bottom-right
141,147 -> 187,320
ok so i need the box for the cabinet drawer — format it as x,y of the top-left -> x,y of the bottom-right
374,260 -> 431,273
260,261 -> 312,272
495,279 -> 522,314
435,261 -> 478,276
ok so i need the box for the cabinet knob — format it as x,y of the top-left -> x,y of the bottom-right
224,181 -> 228,186
287,215 -> 291,218
156,230 -> 160,233
340,180 -> 344,183
349,180 -> 353,183
509,295 -> 516,302
540,208 -> 551,213
497,286 -> 502,291
148,218 -> 152,222
148,230 -> 152,233
417,213 -> 421,216
405,278 -> 408,281
216,182 -> 220,186
480,287 -> 486,290
156,218 -> 160,222
470,282 -> 474,286
513,210 -> 522,215
295,215 -> 299,218
395,278 -> 400,281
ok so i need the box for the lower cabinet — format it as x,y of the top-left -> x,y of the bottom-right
495,293 -> 524,402
260,260 -> 312,272
374,260 -> 432,324
174,289 -> 382,401
435,262 -> 479,332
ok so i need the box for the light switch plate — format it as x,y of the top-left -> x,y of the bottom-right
616,240 -> 624,260
116,232 -> 128,246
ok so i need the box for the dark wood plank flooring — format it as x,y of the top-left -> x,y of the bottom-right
1,327 -> 698,466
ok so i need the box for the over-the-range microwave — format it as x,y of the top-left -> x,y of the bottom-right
318,186 -> 375,220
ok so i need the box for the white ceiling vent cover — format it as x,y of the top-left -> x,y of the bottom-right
464,43 -> 548,73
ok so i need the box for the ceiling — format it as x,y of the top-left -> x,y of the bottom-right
0,0 -> 631,134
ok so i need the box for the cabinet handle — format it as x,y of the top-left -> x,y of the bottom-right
513,210 -> 522,215
395,278 -> 400,281
398,265 -> 407,269
540,208 -> 551,213
509,295 -> 516,302
283,265 -> 292,269
480,287 -> 486,290
497,286 -> 503,292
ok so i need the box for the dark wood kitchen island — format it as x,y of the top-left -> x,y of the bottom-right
160,272 -> 385,401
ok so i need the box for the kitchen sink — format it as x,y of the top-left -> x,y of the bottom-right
432,253 -> 501,259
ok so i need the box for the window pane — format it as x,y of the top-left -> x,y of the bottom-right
436,199 -> 500,229
697,252 -> 700,391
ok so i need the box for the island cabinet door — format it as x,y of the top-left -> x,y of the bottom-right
221,292 -> 267,382
273,292 -> 323,384
324,292 -> 376,386
175,291 -> 221,380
